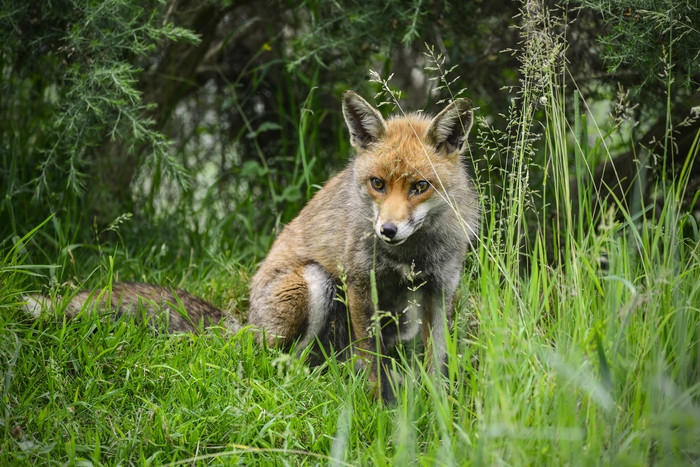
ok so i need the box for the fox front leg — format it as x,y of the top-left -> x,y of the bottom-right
347,284 -> 396,404
422,291 -> 453,378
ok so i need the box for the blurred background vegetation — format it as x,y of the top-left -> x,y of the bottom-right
1,0 -> 698,292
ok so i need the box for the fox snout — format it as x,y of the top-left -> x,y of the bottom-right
375,216 -> 420,246
373,191 -> 442,245
379,222 -> 398,240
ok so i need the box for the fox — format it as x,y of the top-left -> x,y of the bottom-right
23,91 -> 480,404
248,91 -> 479,402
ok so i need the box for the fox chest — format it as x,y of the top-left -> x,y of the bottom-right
373,271 -> 426,346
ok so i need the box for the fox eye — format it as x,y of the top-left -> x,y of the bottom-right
370,177 -> 385,191
411,180 -> 430,195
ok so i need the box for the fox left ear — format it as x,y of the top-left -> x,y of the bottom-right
342,90 -> 387,151
426,98 -> 473,157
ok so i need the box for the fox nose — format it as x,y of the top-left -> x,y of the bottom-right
380,223 -> 398,240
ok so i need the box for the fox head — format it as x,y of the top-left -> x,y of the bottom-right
342,90 -> 474,246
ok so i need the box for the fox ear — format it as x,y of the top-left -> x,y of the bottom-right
342,90 -> 387,150
426,98 -> 473,157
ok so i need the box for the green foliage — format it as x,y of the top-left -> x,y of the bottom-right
0,0 -> 196,236
575,0 -> 700,89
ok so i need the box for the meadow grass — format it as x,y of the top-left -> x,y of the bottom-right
2,5 -> 700,466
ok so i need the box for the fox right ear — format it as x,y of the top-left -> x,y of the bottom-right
342,91 -> 387,150
426,98 -> 474,158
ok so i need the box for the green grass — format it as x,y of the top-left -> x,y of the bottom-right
3,113 -> 699,466
2,7 -> 700,466
2,172 -> 698,465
